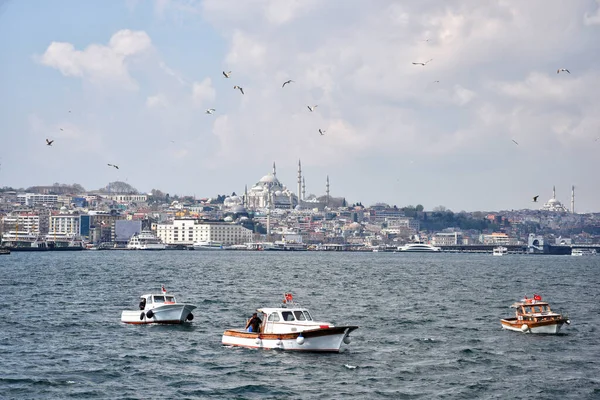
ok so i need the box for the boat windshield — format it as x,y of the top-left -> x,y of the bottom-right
282,311 -> 295,321
166,296 -> 175,303
293,311 -> 306,321
153,295 -> 165,303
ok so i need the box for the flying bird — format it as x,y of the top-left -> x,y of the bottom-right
595,137 -> 600,142
223,71 -> 232,78
205,108 -> 215,114
68,110 -> 71,113
233,85 -> 244,94
319,129 -> 326,135
107,163 -> 119,169
533,195 -> 539,202
433,80 -> 440,83
282,80 -> 294,88
412,59 -> 433,66
557,68 -> 570,74
512,139 -> 519,145
307,105 -> 318,112
46,139 -> 54,146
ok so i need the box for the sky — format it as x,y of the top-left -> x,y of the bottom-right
1,0 -> 600,212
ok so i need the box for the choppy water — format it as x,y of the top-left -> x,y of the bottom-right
1,251 -> 600,399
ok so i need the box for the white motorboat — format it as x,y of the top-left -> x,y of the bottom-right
222,293 -> 358,352
192,241 -> 224,250
493,246 -> 508,256
500,294 -> 570,334
127,230 -> 166,250
121,286 -> 196,325
397,242 -> 441,252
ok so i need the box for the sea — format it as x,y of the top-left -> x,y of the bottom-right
1,251 -> 599,399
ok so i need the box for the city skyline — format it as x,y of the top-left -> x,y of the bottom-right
1,1 -> 600,212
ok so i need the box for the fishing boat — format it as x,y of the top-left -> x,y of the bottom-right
222,293 -> 358,352
121,286 -> 196,325
500,294 -> 570,334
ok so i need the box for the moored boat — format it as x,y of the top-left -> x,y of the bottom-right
121,286 -> 196,325
127,230 -> 166,250
0,247 -> 10,255
500,294 -> 570,334
493,246 -> 508,256
222,293 -> 358,352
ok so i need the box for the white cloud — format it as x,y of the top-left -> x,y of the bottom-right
192,78 -> 216,107
146,94 -> 168,108
38,29 -> 152,88
584,0 -> 600,25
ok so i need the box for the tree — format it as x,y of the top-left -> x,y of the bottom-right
71,183 -> 86,194
415,204 -> 424,212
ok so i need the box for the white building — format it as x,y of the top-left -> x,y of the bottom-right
49,214 -> 81,236
432,232 -> 464,246
102,194 -> 148,203
1,213 -> 40,234
245,162 -> 298,210
16,193 -> 59,206
156,219 -> 253,245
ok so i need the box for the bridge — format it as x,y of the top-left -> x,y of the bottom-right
439,244 -> 600,254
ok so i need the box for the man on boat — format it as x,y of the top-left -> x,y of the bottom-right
245,313 -> 262,333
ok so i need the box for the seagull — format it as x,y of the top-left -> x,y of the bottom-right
319,129 -> 326,135
107,163 -> 119,170
205,108 -> 216,114
307,105 -> 318,112
557,68 -> 570,74
412,59 -> 433,66
512,139 -> 519,145
282,79 -> 294,88
233,85 -> 244,94
533,195 -> 539,202
46,139 -> 54,146
344,364 -> 357,369
60,128 -> 64,131
595,137 -> 600,142
433,80 -> 440,83
223,71 -> 232,78
68,110 -> 71,113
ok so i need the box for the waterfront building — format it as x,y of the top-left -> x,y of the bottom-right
156,219 -> 253,245
49,214 -> 81,237
480,232 -> 518,245
16,193 -> 59,206
432,232 -> 464,246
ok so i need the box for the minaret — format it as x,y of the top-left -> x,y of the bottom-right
302,177 -> 306,201
244,185 -> 248,207
272,161 -> 276,177
571,185 -> 575,214
266,188 -> 271,242
326,175 -> 330,206
297,159 -> 302,204
553,185 -> 556,199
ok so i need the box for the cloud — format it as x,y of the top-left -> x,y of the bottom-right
38,29 -> 152,88
192,78 -> 216,107
146,94 -> 168,108
584,0 -> 600,25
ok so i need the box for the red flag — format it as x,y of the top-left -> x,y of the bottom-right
533,294 -> 542,301
284,293 -> 293,303
162,285 -> 167,294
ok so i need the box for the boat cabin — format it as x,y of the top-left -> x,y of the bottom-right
257,307 -> 332,334
138,294 -> 177,310
511,301 -> 562,323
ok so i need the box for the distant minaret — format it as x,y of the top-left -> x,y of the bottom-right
272,161 -> 276,176
553,185 -> 556,199
244,185 -> 248,207
326,175 -> 330,206
571,185 -> 575,214
302,177 -> 306,200
297,159 -> 302,203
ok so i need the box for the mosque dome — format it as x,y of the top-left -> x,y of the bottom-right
224,216 -> 233,222
231,205 -> 247,214
259,173 -> 280,184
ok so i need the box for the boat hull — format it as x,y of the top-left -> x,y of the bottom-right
500,318 -> 567,334
222,326 -> 358,352
121,304 -> 196,325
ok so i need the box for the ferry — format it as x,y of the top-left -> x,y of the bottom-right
500,295 -> 570,334
571,248 -> 597,256
192,241 -> 224,250
222,293 -> 358,352
127,230 -> 166,250
397,242 -> 441,252
493,246 -> 508,256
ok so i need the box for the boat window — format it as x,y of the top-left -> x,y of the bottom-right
293,311 -> 306,321
268,313 -> 280,322
524,306 -> 532,313
533,306 -> 541,313
166,296 -> 175,303
303,311 -> 312,321
281,311 -> 295,321
154,295 -> 165,303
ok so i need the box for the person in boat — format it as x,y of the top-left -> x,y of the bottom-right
139,298 -> 146,310
245,313 -> 262,333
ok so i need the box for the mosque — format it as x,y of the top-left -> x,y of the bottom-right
222,161 -> 333,211
540,186 -> 574,213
